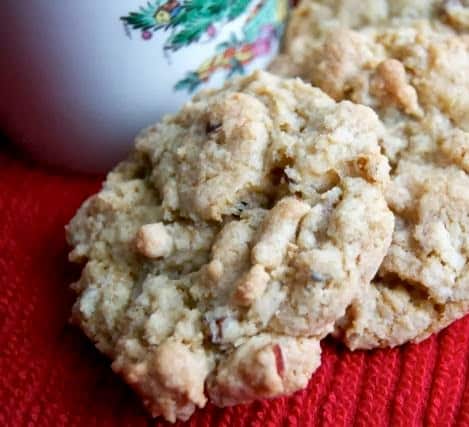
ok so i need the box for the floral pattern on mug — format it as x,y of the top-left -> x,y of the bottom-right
121,0 -> 287,92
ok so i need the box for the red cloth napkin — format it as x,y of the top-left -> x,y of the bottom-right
2,145 -> 469,427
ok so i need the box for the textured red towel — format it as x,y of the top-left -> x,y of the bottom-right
1,145 -> 469,427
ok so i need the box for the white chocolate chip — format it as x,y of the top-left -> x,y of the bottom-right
252,197 -> 310,269
206,259 -> 224,281
135,223 -> 173,258
233,264 -> 270,306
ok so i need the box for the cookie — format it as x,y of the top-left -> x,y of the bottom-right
302,26 -> 468,164
337,161 -> 469,349
67,71 -> 394,421
273,3 -> 469,162
274,5 -> 469,348
278,0 -> 467,54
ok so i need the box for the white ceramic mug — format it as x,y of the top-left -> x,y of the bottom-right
0,0 -> 287,172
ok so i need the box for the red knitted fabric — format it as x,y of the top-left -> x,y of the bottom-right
2,145 -> 469,427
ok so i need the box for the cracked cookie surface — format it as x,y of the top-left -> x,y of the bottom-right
67,71 -> 393,422
274,2 -> 469,349
337,161 -> 469,349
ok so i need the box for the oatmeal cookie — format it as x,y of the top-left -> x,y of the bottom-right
67,71 -> 393,421
276,0 -> 468,60
271,0 -> 469,77
274,11 -> 469,348
273,8 -> 469,164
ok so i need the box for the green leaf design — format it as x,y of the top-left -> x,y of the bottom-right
166,17 -> 214,50
126,0 -> 284,93
123,0 -> 263,50
227,0 -> 252,19
182,0 -> 229,19
121,1 -> 161,31
167,0 -> 228,50
175,72 -> 202,92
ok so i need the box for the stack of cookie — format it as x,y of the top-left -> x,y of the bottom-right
67,1 -> 469,422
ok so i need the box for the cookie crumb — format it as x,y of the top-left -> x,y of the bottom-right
135,223 -> 173,258
233,264 -> 270,306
